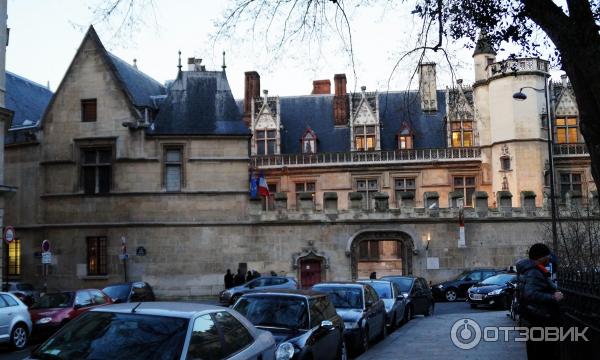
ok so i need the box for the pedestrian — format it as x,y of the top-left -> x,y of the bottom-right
224,269 -> 234,289
252,270 -> 261,279
270,270 -> 277,276
516,243 -> 563,360
370,272 -> 377,279
246,270 -> 253,283
234,268 -> 245,286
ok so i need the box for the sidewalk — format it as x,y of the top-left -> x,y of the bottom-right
357,306 -> 526,360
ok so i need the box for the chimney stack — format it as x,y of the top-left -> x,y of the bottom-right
312,79 -> 331,94
419,63 -> 438,112
333,74 -> 349,126
243,71 -> 261,126
187,57 -> 206,71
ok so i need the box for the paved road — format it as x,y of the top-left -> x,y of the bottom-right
357,302 -> 526,360
0,302 -> 525,360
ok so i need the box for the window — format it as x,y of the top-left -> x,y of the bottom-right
451,120 -> 473,147
354,125 -> 376,151
309,298 -> 328,327
261,183 -> 277,211
81,99 -> 97,122
1,294 -> 18,307
256,129 -> 277,155
86,236 -> 107,276
394,178 -> 416,201
560,173 -> 583,200
75,291 -> 93,308
81,148 -> 112,194
357,179 -> 378,209
90,290 -> 107,305
302,130 -> 317,154
453,176 -> 476,207
398,135 -> 413,149
213,312 -> 254,358
555,117 -> 579,144
187,314 -> 222,359
7,238 -> 20,276
501,157 -> 511,171
164,148 -> 183,192
359,240 -> 380,260
295,182 -> 316,207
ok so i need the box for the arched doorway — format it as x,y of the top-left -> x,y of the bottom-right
293,248 -> 329,289
349,231 -> 414,280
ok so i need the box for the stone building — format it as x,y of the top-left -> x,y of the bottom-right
3,29 -> 597,297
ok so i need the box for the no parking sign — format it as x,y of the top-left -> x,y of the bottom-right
3,226 -> 15,244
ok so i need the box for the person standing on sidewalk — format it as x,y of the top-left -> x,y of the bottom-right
224,269 -> 234,289
516,243 -> 564,360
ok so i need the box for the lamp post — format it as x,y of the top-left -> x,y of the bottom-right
513,80 -> 558,252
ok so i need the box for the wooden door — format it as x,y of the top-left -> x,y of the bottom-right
300,259 -> 322,288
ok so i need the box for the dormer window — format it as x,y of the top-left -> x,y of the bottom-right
301,128 -> 317,154
354,125 -> 376,151
256,129 -> 277,155
397,122 -> 413,149
554,116 -> 579,144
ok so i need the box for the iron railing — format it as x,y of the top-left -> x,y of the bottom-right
251,147 -> 482,169
554,143 -> 589,157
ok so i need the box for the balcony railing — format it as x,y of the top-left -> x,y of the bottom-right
487,58 -> 549,78
554,143 -> 589,157
252,147 -> 482,169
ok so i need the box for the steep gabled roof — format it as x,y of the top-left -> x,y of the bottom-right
6,71 -> 53,129
149,70 -> 249,136
41,26 -> 165,125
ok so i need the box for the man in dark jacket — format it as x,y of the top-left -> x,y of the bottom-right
516,243 -> 563,360
234,268 -> 245,286
224,269 -> 234,289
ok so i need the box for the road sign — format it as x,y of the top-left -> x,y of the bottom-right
3,226 -> 15,244
42,251 -> 52,264
42,239 -> 50,252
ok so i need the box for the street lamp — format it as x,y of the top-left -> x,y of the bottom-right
513,82 -> 558,253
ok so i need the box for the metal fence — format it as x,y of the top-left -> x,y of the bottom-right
557,267 -> 600,358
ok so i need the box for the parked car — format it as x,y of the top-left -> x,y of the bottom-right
2,282 -> 39,307
430,269 -> 501,302
219,276 -> 298,305
312,282 -> 386,353
27,302 -> 276,360
467,273 -> 517,309
380,276 -> 435,321
0,292 -> 32,350
233,289 -> 346,360
29,289 -> 112,339
358,279 -> 406,329
102,281 -> 155,303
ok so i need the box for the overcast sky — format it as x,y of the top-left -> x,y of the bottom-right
6,0 -> 563,98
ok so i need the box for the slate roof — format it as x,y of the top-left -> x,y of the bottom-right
149,70 -> 249,136
473,34 -> 496,56
6,71 -> 53,129
106,53 -> 166,108
270,90 -> 447,154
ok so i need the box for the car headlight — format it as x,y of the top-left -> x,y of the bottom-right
344,321 -> 359,329
36,317 -> 53,325
437,284 -> 444,289
488,289 -> 504,296
276,342 -> 295,360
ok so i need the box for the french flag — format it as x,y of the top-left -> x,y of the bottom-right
258,173 -> 270,197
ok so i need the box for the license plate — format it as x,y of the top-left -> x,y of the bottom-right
470,294 -> 483,300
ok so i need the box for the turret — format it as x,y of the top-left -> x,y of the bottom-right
473,34 -> 496,83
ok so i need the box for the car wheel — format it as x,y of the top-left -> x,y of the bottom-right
10,323 -> 28,350
445,289 -> 458,302
425,302 -> 434,316
470,303 -> 478,309
337,340 -> 348,360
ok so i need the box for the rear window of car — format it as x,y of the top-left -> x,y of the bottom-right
381,277 -> 414,293
32,311 -> 189,360
31,292 -> 74,309
234,295 -> 309,330
102,285 -> 131,301
368,282 -> 393,299
313,286 -> 363,309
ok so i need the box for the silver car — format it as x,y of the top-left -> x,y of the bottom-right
27,302 -> 276,360
0,292 -> 32,350
358,280 -> 407,329
220,276 -> 298,305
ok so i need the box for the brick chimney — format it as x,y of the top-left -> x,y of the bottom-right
243,71 -> 260,126
312,79 -> 331,94
333,74 -> 349,126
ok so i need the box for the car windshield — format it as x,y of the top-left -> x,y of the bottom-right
32,311 -> 189,360
382,277 -> 414,293
17,283 -> 34,291
102,285 -> 131,301
367,282 -> 392,299
31,292 -> 74,309
455,271 -> 472,281
481,274 -> 516,285
234,296 -> 308,330
313,286 -> 363,309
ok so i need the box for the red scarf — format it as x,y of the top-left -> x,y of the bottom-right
537,264 -> 549,274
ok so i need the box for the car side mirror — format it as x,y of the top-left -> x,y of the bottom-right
320,320 -> 334,330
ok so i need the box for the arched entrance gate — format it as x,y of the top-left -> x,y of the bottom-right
349,231 -> 414,280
